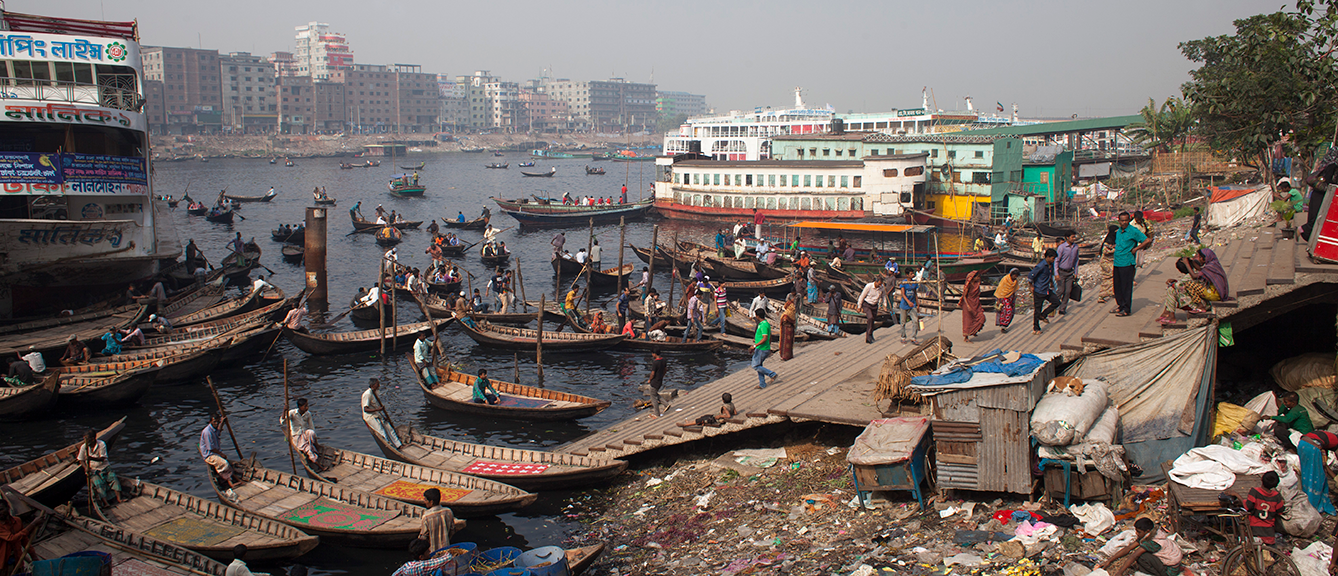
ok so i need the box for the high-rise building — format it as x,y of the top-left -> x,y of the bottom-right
220,52 -> 276,132
456,71 -> 495,130
519,91 -> 568,133
656,91 -> 708,118
542,77 -> 656,132
332,64 -> 438,133
485,80 -> 520,132
293,22 -> 353,80
141,46 -> 224,134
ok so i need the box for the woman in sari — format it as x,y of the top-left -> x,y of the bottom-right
1191,247 -> 1230,300
805,266 -> 819,303
1098,225 -> 1118,303
960,270 -> 985,342
995,268 -> 1020,333
1155,258 -> 1217,325
779,293 -> 798,361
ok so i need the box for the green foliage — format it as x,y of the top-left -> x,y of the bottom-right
1126,97 -> 1195,153
1180,11 -> 1338,174
656,113 -> 689,135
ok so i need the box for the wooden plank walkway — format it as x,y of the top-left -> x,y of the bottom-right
557,222 -> 1338,459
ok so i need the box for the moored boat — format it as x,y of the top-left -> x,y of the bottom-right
0,373 -> 60,420
0,417 -> 126,508
104,338 -> 231,383
284,319 -> 450,355
56,361 -> 163,405
444,215 -> 490,230
169,288 -> 262,328
0,305 -> 147,358
616,337 -> 723,353
411,357 -> 611,420
456,319 -> 626,351
550,257 -> 635,286
493,197 -> 654,228
26,512 -> 227,576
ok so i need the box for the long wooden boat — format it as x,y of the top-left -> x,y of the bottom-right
486,162 -> 508,169
301,442 -> 535,517
720,276 -> 794,296
723,302 -> 838,341
272,226 -> 305,244
96,480 -> 319,562
352,216 -> 423,231
129,303 -> 281,350
0,303 -> 141,338
495,198 -> 654,228
821,252 -> 1004,283
0,418 -> 126,508
457,319 -> 626,351
284,319 -> 450,355
420,294 -> 534,324
160,283 -> 228,321
801,301 -> 879,334
551,257 -> 635,286
169,288 -> 262,328
520,169 -> 555,177
480,243 -> 511,265
367,423 -> 627,491
207,459 -> 426,548
425,277 -> 464,295
27,513 -> 227,576
57,362 -> 163,405
218,323 -> 284,364
412,356 -> 611,420
224,190 -> 277,203
616,337 -> 723,353
706,255 -> 788,281
105,337 -> 231,383
0,372 -> 60,420
444,215 -> 490,230
0,305 -> 147,358
349,294 -> 388,322
205,208 -> 235,224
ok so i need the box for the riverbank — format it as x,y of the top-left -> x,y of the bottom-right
150,132 -> 655,160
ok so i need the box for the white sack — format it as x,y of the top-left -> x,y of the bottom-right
1032,379 -> 1109,446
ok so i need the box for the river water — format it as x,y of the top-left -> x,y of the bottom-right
1,151 -> 750,574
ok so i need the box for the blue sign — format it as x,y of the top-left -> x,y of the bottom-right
0,152 -> 60,184
60,154 -> 148,185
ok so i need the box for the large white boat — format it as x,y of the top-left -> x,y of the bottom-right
0,11 -> 179,317
662,88 -> 988,161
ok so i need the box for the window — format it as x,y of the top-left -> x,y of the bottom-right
713,174 -> 720,186
851,197 -> 863,211
905,166 -> 924,177
797,149 -> 804,158
801,197 -> 811,210
792,175 -> 800,186
53,62 -> 94,84
840,176 -> 848,188
952,171 -> 961,183
815,175 -> 823,188
778,198 -> 787,210
768,174 -> 775,186
853,176 -> 862,187
883,168 -> 899,177
809,148 -> 817,157
804,175 -> 811,187
930,149 -> 938,158
766,197 -> 777,210
745,196 -> 754,209
822,149 -> 830,157
948,151 -> 956,158
756,175 -> 763,187
838,197 -> 850,211
870,149 -> 880,156
835,149 -> 842,157
849,149 -> 857,157
974,150 -> 984,159
828,176 -> 836,187
972,172 -> 991,184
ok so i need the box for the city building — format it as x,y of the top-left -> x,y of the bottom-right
313,80 -> 347,132
656,90 -> 708,118
456,71 -> 495,130
141,46 -> 224,134
485,80 -> 521,132
293,22 -> 353,80
332,64 -> 438,133
519,91 -> 569,133
543,77 -> 657,132
276,75 -> 314,133
219,51 -> 276,133
269,51 -> 299,77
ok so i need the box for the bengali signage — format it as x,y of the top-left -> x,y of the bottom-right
61,154 -> 147,185
0,152 -> 148,195
1,103 -> 141,131
0,152 -> 60,184
896,108 -> 927,117
0,32 -> 139,65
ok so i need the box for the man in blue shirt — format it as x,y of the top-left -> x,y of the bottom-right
1027,249 -> 1061,334
1112,212 -> 1151,316
1054,233 -> 1082,315
714,229 -> 728,258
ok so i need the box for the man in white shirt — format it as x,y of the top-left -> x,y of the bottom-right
250,275 -> 273,294
414,335 -> 437,386
575,248 -> 588,264
226,545 -> 268,576
361,285 -> 381,306
362,379 -> 402,448
281,398 -> 320,465
283,304 -> 307,332
79,429 -> 123,504
384,247 -> 398,262
483,225 -> 498,245
750,293 -> 770,316
858,277 -> 885,344
590,239 -> 602,268
20,345 -> 45,374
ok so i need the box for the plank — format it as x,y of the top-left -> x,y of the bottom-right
1267,235 -> 1296,285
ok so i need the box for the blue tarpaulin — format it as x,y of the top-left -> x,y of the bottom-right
910,349 -> 1046,387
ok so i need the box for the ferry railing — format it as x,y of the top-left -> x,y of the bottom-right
0,77 -> 144,112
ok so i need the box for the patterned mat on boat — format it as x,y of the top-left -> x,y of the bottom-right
278,497 -> 399,530
373,480 -> 472,502
462,461 -> 550,475
498,395 -> 551,408
142,517 -> 247,547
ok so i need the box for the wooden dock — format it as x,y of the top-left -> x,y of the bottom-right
558,222 -> 1338,459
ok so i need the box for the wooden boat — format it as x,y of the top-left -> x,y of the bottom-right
0,372 -> 60,420
367,424 -> 627,491
551,257 -> 634,286
375,226 -> 403,246
57,361 -> 164,405
388,174 -> 426,197
207,458 -> 426,548
425,278 -> 464,296
568,542 -> 607,575
723,302 -> 838,341
400,162 -> 426,170
170,288 -> 262,328
281,245 -> 304,262
349,294 -> 389,322
105,338 -> 230,383
224,190 -> 277,203
314,196 -> 337,205
1031,222 -> 1078,238
0,306 -> 147,358
187,203 -> 208,215
493,197 -> 654,228
445,215 -> 490,230
219,245 -> 262,278
284,319 -> 450,355
0,302 -> 140,337
136,300 -> 287,348
160,283 -> 228,320
412,357 -> 611,420
301,442 -> 536,517
351,215 -> 423,231
285,160 -> 295,167
517,161 -> 536,167
0,417 -> 125,508
800,300 -> 884,334
520,168 -> 556,177
456,318 -> 626,351
480,243 -> 511,265
706,256 -> 788,281
823,252 -> 1004,283
420,294 -> 533,324
218,322 -> 284,364
96,480 -> 319,562
485,162 -> 508,169
271,226 -> 305,244
204,207 -> 235,224
585,166 -> 606,175
27,513 -> 227,576
720,276 -> 794,296
616,337 -> 722,353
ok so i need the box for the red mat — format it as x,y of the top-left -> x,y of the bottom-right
462,461 -> 550,476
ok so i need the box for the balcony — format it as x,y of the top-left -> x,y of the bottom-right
0,77 -> 144,112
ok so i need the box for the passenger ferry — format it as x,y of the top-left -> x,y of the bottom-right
662,88 -> 985,161
0,11 -> 179,317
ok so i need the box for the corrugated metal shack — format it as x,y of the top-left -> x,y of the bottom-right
909,353 -> 1059,494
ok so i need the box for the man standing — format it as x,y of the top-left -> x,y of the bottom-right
616,288 -> 631,329
350,201 -> 363,222
419,488 -> 459,552
0,499 -> 40,574
897,274 -> 919,345
78,429 -> 123,505
715,229 -> 727,258
750,293 -> 770,317
858,277 -> 885,344
620,183 -> 628,204
590,238 -> 602,269
200,413 -> 237,489
751,309 -> 778,388
414,335 -> 437,387
1027,249 -> 1062,334
714,282 -> 729,334
683,288 -> 705,342
551,231 -> 566,256
282,398 -> 320,464
645,350 -> 668,417
185,239 -> 206,272
1055,233 -> 1081,315
362,379 -> 402,449
1188,207 -> 1202,244
1112,212 -> 1151,316
496,271 -> 514,314
752,208 -> 765,239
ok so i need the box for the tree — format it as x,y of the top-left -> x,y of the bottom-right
1126,96 -> 1195,153
656,113 -> 688,135
1180,10 -> 1338,178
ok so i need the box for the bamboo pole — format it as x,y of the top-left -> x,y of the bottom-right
371,386 -> 398,435
378,258 -> 386,356
281,362 -> 297,474
585,218 -> 594,315
647,225 -> 659,295
536,293 -> 545,383
391,261 -> 398,352
616,216 -> 626,294
934,232 -> 944,364
516,256 -> 529,311
668,231 -> 679,310
206,377 -> 243,460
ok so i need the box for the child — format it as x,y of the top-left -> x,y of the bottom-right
719,392 -> 737,420
1245,471 -> 1285,545
1097,517 -> 1183,576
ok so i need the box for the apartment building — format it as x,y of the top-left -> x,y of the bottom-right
141,46 -> 224,134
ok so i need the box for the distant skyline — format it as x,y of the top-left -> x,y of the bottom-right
25,0 -> 1277,118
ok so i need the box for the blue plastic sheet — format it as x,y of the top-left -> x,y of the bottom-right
909,350 -> 1045,387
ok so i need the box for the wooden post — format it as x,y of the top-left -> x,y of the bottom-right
616,216 -> 627,294
934,232 -> 944,364
647,225 -> 659,295
516,256 -> 529,311
585,218 -> 594,315
378,258 -> 386,356
282,360 -> 297,474
513,353 -> 520,384
668,231 -> 679,310
536,293 -> 545,383
391,260 -> 399,352
554,251 -> 562,301
206,377 -> 243,461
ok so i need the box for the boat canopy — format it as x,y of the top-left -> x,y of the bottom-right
786,221 -> 936,234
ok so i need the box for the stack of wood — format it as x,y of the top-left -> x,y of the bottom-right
874,336 -> 955,405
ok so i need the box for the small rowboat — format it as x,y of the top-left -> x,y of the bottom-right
218,322 -> 283,364
351,216 -> 423,231
456,319 -> 626,351
284,319 -> 450,355
26,512 -> 228,576
480,243 -> 511,265
411,356 -> 611,420
720,276 -> 794,296
551,257 -> 635,287
485,162 -> 508,169
187,203 -> 208,215
57,361 -> 164,405
103,339 -> 229,383
301,442 -> 536,517
420,294 -> 533,324
0,372 -> 60,420
271,227 -> 305,244
444,215 -> 490,230
616,337 -> 722,353
801,301 -> 881,334
424,278 -> 464,297
169,288 -> 262,328
349,295 -> 388,322
96,480 -> 319,562
314,196 -> 337,205
207,459 -> 426,548
375,226 -> 403,246
367,423 -> 627,491
282,245 -> 304,262
520,168 -> 556,177
205,208 -> 235,224
0,417 -> 126,508
135,300 -> 286,348
224,190 -> 277,203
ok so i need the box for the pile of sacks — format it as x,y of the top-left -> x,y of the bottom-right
1031,376 -> 1128,480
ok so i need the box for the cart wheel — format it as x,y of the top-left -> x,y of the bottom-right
923,442 -> 937,497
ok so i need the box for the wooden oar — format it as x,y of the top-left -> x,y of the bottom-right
206,377 -> 244,460
282,360 -> 297,474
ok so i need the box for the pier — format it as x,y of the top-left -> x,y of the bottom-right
558,222 -> 1338,458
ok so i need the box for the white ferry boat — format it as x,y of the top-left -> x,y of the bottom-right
0,11 -> 179,317
662,88 -> 985,161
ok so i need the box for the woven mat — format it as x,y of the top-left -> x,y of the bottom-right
278,497 -> 399,531
112,558 -> 179,576
462,461 -> 550,476
142,517 -> 246,547
374,480 -> 472,503
498,395 -> 549,408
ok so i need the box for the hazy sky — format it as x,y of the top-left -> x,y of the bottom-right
30,0 -> 1276,118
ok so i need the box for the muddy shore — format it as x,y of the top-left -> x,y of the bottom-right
150,132 -> 652,160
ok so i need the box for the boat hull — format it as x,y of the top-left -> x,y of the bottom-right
0,373 -> 60,420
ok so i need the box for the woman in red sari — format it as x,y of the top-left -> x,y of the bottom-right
961,270 -> 985,342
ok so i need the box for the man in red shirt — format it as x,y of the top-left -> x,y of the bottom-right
1244,471 -> 1285,544
752,209 -> 765,239
0,499 -> 40,571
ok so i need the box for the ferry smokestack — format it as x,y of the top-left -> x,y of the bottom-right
831,118 -> 844,135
